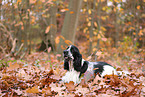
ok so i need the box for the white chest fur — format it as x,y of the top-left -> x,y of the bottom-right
62,69 -> 81,84
62,60 -> 81,84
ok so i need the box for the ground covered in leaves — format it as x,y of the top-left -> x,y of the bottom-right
0,52 -> 145,97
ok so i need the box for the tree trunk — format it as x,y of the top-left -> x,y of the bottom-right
88,0 -> 96,55
95,0 -> 101,61
26,0 -> 31,54
115,9 -> 119,48
57,0 -> 83,54
48,3 -> 57,51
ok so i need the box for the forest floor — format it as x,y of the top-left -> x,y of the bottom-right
0,48 -> 145,97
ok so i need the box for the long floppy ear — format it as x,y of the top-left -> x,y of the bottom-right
80,61 -> 88,73
73,53 -> 82,72
79,61 -> 88,78
64,59 -> 69,71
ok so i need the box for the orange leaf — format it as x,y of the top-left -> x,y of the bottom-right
21,26 -> 24,30
137,5 -> 140,10
55,36 -> 60,44
93,68 -> 99,70
45,26 -> 50,33
26,86 -> 39,93
64,40 -> 72,45
88,9 -> 91,14
7,62 -> 19,71
41,0 -> 45,3
56,54 -> 61,57
101,38 -> 107,41
88,22 -> 91,26
30,0 -> 37,4
86,56 -> 92,60
47,47 -> 51,53
61,9 -> 69,12
17,0 -> 22,4
95,51 -> 102,56
138,30 -> 143,36
65,81 -> 75,91
94,22 -> 97,27
70,11 -> 74,14
42,87 -> 52,95
21,40 -> 24,43
60,35 -> 65,40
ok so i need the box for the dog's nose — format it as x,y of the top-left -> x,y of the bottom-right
63,50 -> 68,55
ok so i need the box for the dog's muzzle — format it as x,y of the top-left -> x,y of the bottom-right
63,50 -> 73,60
63,50 -> 70,60
63,50 -> 68,57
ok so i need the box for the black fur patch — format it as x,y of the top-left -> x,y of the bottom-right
79,61 -> 89,78
64,59 -> 69,71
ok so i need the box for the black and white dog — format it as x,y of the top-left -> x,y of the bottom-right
62,45 -> 118,84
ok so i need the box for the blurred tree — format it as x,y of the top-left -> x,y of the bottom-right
48,2 -> 57,51
57,0 -> 83,54
88,0 -> 96,55
0,0 -> 144,58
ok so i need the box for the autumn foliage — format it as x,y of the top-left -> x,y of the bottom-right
0,0 -> 145,96
0,51 -> 145,96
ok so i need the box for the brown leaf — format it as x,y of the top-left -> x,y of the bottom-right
65,81 -> 75,91
42,87 -> 52,96
75,85 -> 89,95
26,86 -> 39,93
55,36 -> 60,44
92,75 -> 104,85
47,69 -> 54,76
7,62 -> 19,71
45,26 -> 50,33
14,89 -> 23,96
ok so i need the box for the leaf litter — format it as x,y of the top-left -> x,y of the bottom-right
0,52 -> 145,97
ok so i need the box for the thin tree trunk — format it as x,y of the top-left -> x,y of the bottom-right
88,0 -> 96,55
115,10 -> 119,48
57,0 -> 83,54
26,0 -> 31,54
114,1 -> 119,48
48,3 -> 57,51
95,0 -> 101,61
135,0 -> 139,48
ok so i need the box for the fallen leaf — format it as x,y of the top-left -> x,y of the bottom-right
45,26 -> 50,33
7,62 -> 19,71
65,81 -> 75,91
55,36 -> 60,44
47,47 -> 51,53
42,87 -> 52,96
26,86 -> 39,93
14,89 -> 23,95
50,83 -> 66,95
75,85 -> 89,95
92,75 -> 104,85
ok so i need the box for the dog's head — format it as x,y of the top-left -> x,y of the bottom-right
63,45 -> 88,76
63,45 -> 81,60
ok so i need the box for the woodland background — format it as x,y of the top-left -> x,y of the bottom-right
0,0 -> 145,96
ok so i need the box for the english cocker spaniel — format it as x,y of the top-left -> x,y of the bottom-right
62,45 -> 118,84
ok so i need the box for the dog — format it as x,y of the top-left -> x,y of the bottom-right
62,45 -> 118,84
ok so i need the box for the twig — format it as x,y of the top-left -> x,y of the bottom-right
0,46 -> 6,54
14,43 -> 24,56
11,38 -> 17,53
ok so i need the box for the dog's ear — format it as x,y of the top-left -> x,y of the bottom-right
81,61 -> 88,73
79,61 -> 88,78
64,59 -> 69,71
73,53 -> 82,71
70,45 -> 80,56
